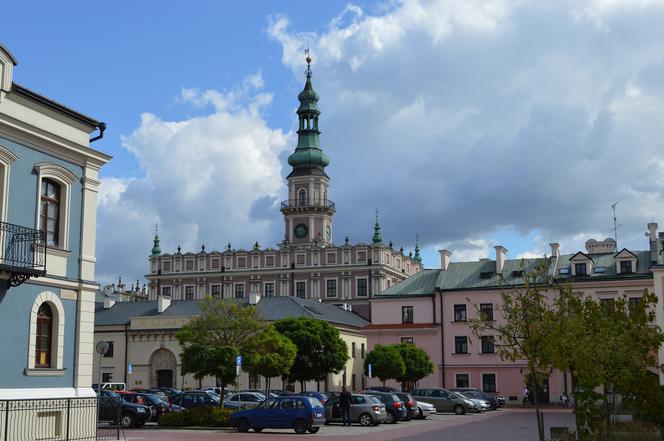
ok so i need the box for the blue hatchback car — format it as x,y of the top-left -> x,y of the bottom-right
231,396 -> 326,434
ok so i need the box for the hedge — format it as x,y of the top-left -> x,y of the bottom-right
159,406 -> 235,427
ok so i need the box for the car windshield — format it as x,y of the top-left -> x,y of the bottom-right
307,397 -> 323,407
368,396 -> 382,405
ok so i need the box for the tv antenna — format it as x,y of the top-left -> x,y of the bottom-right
611,202 -> 621,244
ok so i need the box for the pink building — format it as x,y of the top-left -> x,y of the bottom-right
367,224 -> 664,405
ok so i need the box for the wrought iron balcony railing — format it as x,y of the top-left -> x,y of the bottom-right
280,199 -> 336,210
0,221 -> 47,287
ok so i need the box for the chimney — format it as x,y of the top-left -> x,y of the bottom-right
549,243 -> 560,259
103,297 -> 115,309
249,292 -> 261,305
648,223 -> 658,241
495,246 -> 507,273
157,294 -> 171,314
438,249 -> 452,270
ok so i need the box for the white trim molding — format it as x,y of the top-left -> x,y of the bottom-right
0,144 -> 18,223
28,291 -> 66,371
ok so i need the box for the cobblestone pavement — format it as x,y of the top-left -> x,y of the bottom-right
125,408 -> 575,441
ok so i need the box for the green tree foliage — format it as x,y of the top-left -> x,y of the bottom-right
176,298 -> 266,402
242,325 -> 297,395
274,317 -> 348,391
394,342 -> 435,388
364,344 -> 406,386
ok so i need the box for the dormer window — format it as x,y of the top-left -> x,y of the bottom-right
620,260 -> 633,274
575,263 -> 587,276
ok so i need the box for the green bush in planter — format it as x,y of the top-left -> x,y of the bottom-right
160,407 -> 235,427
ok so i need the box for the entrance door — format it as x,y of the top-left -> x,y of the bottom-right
527,374 -> 550,405
157,369 -> 173,388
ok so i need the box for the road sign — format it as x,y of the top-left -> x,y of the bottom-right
368,363 -> 372,378
236,355 -> 242,367
127,364 -> 133,374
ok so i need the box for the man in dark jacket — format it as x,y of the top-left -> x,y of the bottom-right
339,386 -> 352,426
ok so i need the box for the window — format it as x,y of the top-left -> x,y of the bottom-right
456,374 -> 470,388
629,297 -> 641,310
264,283 -> 274,297
185,260 -> 194,271
248,373 -> 260,390
102,373 -> 113,383
620,260 -> 633,274
361,343 -> 365,358
237,257 -> 246,268
575,263 -> 587,276
481,336 -> 495,354
185,286 -> 194,300
454,336 -> 468,354
402,306 -> 413,324
36,303 -> 53,368
235,284 -> 244,298
401,337 -> 414,344
296,282 -> 306,298
162,261 -> 171,272
352,342 -> 356,358
298,189 -> 307,206
211,285 -> 221,298
327,253 -> 337,264
296,254 -> 305,265
211,259 -> 220,269
352,374 -> 356,391
482,374 -> 497,393
600,298 -> 615,313
357,251 -> 367,262
454,304 -> 467,322
480,303 -> 494,321
103,341 -> 114,358
357,279 -> 368,297
326,280 -> 336,298
265,256 -> 274,267
162,286 -> 171,297
40,178 -> 60,246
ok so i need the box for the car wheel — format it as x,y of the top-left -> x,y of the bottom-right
453,405 -> 465,415
293,419 -> 308,434
359,413 -> 373,427
308,427 -> 320,433
417,408 -> 424,419
236,418 -> 250,433
120,413 -> 135,429
386,411 -> 397,424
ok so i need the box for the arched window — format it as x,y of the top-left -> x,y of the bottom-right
36,303 -> 53,368
40,178 -> 61,246
298,189 -> 307,206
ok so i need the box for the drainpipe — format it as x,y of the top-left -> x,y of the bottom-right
90,122 -> 106,143
436,287 -> 446,387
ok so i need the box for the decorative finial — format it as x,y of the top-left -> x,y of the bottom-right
400,246 -> 404,255
414,235 -> 422,263
372,209 -> 383,244
409,251 -> 413,258
201,243 -> 206,252
389,240 -> 393,249
227,242 -> 232,252
345,235 -> 350,245
253,241 -> 260,251
177,245 -> 181,254
304,45 -> 312,78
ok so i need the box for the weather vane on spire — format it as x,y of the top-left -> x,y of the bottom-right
155,223 -> 159,235
304,42 -> 312,77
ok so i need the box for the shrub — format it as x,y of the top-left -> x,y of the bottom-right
159,406 -> 235,427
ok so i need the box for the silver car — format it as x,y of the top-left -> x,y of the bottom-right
224,392 -> 265,409
325,393 -> 388,426
454,391 -> 490,411
415,400 -> 436,419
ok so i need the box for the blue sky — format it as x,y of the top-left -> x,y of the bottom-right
4,1 -> 664,284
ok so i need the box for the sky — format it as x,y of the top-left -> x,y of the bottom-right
3,0 -> 664,286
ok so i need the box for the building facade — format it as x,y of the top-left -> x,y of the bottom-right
145,57 -> 422,320
367,225 -> 664,404
93,296 -> 368,392
0,43 -> 110,438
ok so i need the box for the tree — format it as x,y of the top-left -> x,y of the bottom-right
274,317 -> 348,391
241,325 -> 297,396
468,262 -> 553,441
394,343 -> 434,390
364,344 -> 405,386
176,298 -> 266,403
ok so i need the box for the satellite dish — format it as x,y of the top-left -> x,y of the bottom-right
95,341 -> 109,356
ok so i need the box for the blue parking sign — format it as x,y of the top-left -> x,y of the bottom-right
236,355 -> 242,367
368,363 -> 372,378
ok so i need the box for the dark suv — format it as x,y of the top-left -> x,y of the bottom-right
98,389 -> 152,428
171,390 -> 221,409
361,390 -> 407,424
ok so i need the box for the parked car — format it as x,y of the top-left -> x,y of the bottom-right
364,386 -> 399,393
119,392 -> 175,423
409,388 -> 477,414
242,389 -> 280,399
130,388 -> 170,402
154,387 -> 182,402
361,390 -> 407,424
395,393 -> 418,420
231,396 -> 326,434
224,392 -> 266,409
269,389 -> 296,396
93,383 -> 127,392
98,389 -> 151,428
452,391 -> 490,411
202,387 -> 226,396
489,393 -> 506,407
450,388 -> 499,410
415,400 -> 436,419
302,391 -> 329,406
171,390 -> 220,409
324,393 -> 387,426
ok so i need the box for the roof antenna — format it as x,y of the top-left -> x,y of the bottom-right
611,202 -> 621,245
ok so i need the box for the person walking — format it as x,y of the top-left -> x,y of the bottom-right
340,386 -> 352,426
522,387 -> 530,408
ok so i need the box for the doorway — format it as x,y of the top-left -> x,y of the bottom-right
527,373 -> 550,405
157,369 -> 173,388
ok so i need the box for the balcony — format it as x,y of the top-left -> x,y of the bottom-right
0,221 -> 47,287
280,199 -> 336,211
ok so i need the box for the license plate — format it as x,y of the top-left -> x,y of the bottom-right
316,413 -> 322,417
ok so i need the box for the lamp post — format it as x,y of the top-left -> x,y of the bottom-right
95,341 -> 110,426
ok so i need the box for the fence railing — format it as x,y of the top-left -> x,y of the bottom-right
280,199 -> 335,210
0,397 -> 120,441
0,221 -> 47,287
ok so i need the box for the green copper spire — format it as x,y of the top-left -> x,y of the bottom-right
414,235 -> 422,263
151,224 -> 161,256
372,209 -> 382,244
287,54 -> 330,175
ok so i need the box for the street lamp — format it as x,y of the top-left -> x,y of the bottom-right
95,341 -> 110,426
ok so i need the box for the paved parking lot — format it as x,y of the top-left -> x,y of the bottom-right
125,408 -> 575,441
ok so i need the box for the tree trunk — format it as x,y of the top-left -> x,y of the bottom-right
264,376 -> 270,397
570,370 -> 583,439
531,373 -> 545,441
300,380 -> 305,393
220,382 -> 227,408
